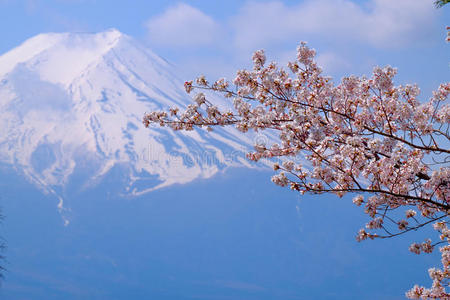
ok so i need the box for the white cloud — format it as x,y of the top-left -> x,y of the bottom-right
316,52 -> 352,74
145,3 -> 221,47
231,0 -> 437,51
141,1 -> 442,79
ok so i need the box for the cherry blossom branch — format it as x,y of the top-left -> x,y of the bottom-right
143,42 -> 450,299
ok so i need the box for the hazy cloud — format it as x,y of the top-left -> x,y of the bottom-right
231,0 -> 437,50
316,52 -> 352,74
142,0 -> 442,78
145,3 -> 221,47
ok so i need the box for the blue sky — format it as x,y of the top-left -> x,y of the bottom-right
0,0 -> 449,97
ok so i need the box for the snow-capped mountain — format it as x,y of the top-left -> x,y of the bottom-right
0,29 -> 259,208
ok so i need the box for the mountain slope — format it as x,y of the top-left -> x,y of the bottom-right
0,29 -> 260,208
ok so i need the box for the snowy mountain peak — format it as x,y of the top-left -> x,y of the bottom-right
0,29 -> 258,208
0,29 -> 131,87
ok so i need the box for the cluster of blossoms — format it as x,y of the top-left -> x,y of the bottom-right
143,42 -> 449,298
406,222 -> 450,298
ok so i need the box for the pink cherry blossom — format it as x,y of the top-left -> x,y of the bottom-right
143,42 -> 449,297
